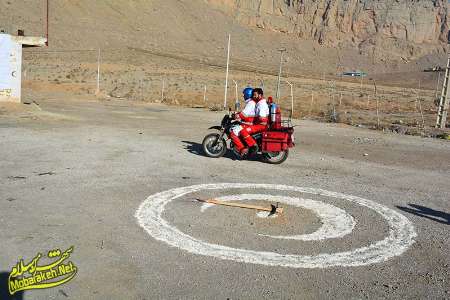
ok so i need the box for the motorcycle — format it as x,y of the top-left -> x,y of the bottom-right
202,109 -> 295,164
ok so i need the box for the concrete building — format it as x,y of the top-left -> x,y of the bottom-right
0,33 -> 46,103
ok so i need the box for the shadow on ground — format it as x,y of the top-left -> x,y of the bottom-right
182,140 -> 205,156
182,140 -> 235,160
0,272 -> 24,300
182,140 -> 261,162
397,204 -> 450,225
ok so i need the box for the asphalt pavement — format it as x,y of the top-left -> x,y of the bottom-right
0,98 -> 449,299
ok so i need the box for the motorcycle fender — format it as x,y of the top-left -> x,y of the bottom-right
208,126 -> 222,130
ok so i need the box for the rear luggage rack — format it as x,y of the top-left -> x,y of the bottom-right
281,119 -> 293,128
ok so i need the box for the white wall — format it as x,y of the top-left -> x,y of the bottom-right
0,34 -> 22,103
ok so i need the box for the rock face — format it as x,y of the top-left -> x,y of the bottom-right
207,0 -> 449,59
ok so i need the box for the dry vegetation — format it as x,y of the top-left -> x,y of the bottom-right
21,48 -> 449,138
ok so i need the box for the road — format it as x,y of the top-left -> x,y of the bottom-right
0,97 -> 449,299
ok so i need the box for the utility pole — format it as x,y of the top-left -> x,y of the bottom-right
223,34 -> 231,110
436,54 -> 450,129
276,48 -> 286,100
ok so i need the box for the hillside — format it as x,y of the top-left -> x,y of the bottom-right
0,0 -> 449,75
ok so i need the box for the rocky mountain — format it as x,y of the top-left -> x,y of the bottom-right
207,0 -> 449,60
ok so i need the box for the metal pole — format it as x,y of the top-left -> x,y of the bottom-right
374,80 -> 379,129
223,34 -> 231,109
416,80 -> 425,130
417,98 -> 425,130
203,85 -> 207,103
96,48 -> 100,95
360,72 -> 363,93
161,78 -> 165,102
276,48 -> 286,99
435,71 -> 441,100
140,78 -> 143,101
45,0 -> 49,46
286,80 -> 293,118
232,80 -> 239,110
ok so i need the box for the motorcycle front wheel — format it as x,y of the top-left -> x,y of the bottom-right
262,150 -> 289,164
202,133 -> 227,158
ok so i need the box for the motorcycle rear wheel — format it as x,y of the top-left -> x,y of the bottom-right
202,133 -> 227,158
262,150 -> 289,164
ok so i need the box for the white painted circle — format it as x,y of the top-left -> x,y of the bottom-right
201,194 -> 355,241
135,183 -> 416,268
256,211 -> 277,218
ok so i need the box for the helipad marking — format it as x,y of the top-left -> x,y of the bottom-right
201,194 -> 355,241
135,183 -> 416,268
256,211 -> 277,218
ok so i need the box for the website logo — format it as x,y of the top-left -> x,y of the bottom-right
8,246 -> 77,295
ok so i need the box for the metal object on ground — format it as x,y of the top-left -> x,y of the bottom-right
196,198 -> 283,215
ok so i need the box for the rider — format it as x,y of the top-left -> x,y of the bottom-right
230,87 -> 255,157
239,88 -> 269,152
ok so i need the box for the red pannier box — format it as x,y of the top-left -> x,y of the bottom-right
262,131 -> 289,152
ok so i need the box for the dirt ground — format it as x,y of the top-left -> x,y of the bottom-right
0,95 -> 449,299
20,47 -> 449,139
